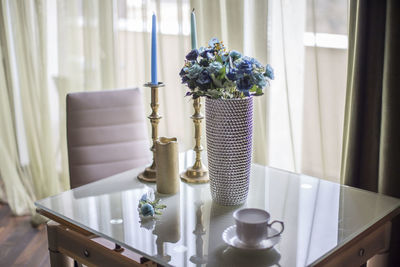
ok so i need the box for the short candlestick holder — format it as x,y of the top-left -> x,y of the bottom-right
138,82 -> 165,182
180,98 -> 209,183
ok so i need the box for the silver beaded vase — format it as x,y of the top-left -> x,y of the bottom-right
205,97 -> 253,206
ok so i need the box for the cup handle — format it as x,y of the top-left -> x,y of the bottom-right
268,220 -> 284,238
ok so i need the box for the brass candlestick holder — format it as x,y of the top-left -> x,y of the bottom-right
180,98 -> 209,183
138,82 -> 165,182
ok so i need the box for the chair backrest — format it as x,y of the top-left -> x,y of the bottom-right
66,88 -> 151,189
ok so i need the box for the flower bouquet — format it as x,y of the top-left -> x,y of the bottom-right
179,38 -> 274,99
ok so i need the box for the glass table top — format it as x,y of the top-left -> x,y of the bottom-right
35,152 -> 400,267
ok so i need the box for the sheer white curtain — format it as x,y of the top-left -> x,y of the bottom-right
270,0 -> 347,181
0,0 -> 66,216
300,0 -> 347,181
0,37 -> 35,214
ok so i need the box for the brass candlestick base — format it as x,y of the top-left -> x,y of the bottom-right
180,165 -> 209,183
137,166 -> 157,182
138,82 -> 165,183
181,98 -> 209,184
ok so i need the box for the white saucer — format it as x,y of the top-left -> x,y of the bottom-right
222,225 -> 281,250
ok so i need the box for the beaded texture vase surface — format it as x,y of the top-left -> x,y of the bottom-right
205,97 -> 253,206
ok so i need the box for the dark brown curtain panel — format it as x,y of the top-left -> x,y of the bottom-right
341,0 -> 400,265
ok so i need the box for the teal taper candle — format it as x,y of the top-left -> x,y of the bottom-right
190,9 -> 197,50
151,13 -> 157,85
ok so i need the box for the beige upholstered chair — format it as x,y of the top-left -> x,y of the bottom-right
46,89 -> 150,267
66,88 -> 151,189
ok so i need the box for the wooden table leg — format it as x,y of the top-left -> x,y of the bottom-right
366,220 -> 392,267
387,214 -> 400,266
46,221 -> 73,267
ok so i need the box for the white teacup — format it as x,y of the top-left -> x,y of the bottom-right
233,208 -> 284,246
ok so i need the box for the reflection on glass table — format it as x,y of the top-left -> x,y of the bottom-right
35,151 -> 400,267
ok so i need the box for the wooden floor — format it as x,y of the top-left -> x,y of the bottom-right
0,203 -> 50,267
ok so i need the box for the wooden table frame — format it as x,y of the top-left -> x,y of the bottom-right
38,209 -> 157,267
313,208 -> 399,267
38,206 -> 400,267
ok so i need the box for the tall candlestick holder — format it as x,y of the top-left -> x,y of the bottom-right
138,82 -> 165,182
180,98 -> 209,183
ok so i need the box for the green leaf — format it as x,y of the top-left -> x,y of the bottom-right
210,74 -> 223,88
249,85 -> 258,92
207,89 -> 223,99
217,66 -> 226,80
255,86 -> 264,96
216,55 -> 223,63
150,199 -> 160,206
155,204 -> 167,209
155,211 -> 162,215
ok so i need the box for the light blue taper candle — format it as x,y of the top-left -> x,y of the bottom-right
151,13 -> 157,85
190,9 -> 197,50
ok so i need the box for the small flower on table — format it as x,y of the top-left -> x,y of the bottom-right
138,193 -> 167,217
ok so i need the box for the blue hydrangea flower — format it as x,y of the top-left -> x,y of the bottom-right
186,64 -> 203,79
208,37 -> 219,47
236,59 -> 253,75
186,49 -> 199,61
199,58 -> 210,67
237,76 -> 253,93
200,49 -> 214,59
207,61 -> 223,74
264,64 -> 274,80
196,70 -> 211,86
246,57 -> 263,68
251,72 -> 267,88
226,68 -> 239,81
221,53 -> 229,63
141,203 -> 155,216
229,50 -> 242,60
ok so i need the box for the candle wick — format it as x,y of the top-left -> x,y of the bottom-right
192,8 -> 195,12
